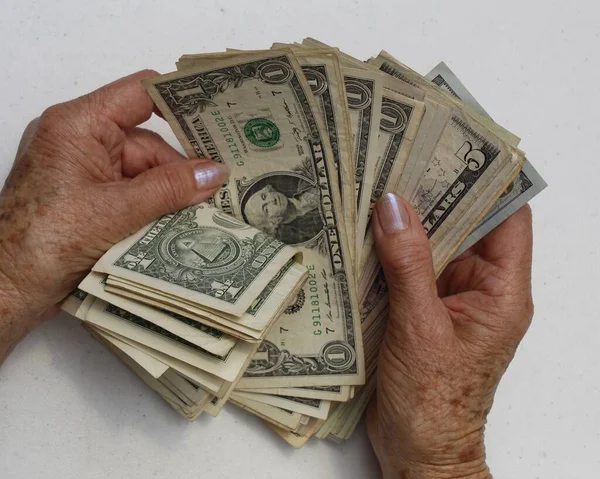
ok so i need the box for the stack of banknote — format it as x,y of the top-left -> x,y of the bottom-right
62,38 -> 546,447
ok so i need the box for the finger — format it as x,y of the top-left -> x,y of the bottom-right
75,70 -> 160,129
373,194 -> 447,333
107,159 -> 230,234
121,127 -> 187,177
478,205 -> 533,277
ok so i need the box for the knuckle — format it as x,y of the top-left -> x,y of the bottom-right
495,294 -> 534,342
39,104 -> 66,127
517,296 -> 534,336
155,167 -> 186,210
384,237 -> 433,284
77,90 -> 107,122
525,296 -> 534,322
39,102 -> 84,139
25,117 -> 40,132
138,68 -> 160,78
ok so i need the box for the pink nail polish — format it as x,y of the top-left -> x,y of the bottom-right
376,193 -> 410,234
194,163 -> 230,189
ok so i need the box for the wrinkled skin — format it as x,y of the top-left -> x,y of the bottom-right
0,71 -> 228,362
369,194 -> 533,478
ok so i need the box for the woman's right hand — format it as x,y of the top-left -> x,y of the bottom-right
368,193 -> 534,478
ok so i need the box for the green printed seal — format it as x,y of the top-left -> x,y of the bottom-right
244,118 -> 280,148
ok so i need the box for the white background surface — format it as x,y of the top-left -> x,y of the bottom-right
0,1 -> 598,477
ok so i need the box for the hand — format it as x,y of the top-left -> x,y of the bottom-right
0,71 -> 229,360
367,193 -> 533,478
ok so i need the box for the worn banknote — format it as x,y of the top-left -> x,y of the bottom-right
79,271 -> 238,356
89,202 -> 307,342
425,62 -> 547,254
93,203 -> 299,317
180,47 -> 358,267
341,67 -> 382,255
83,297 -> 254,382
367,53 -> 525,274
144,51 -> 364,387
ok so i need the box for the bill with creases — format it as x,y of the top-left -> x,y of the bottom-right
318,375 -> 377,442
342,67 -> 382,255
79,272 -> 237,356
302,39 -> 380,251
92,327 -> 213,421
372,52 -> 522,148
92,326 -> 228,397
235,385 -> 351,402
292,51 -> 356,268
93,203 -> 299,318
60,288 -> 89,316
86,326 -> 206,417
368,53 -> 519,200
94,326 -> 169,379
425,62 -> 547,255
364,53 -> 524,277
144,51 -> 364,388
411,113 -> 520,270
232,390 -> 331,419
100,270 -> 305,342
180,48 -> 358,269
456,161 -> 545,255
230,394 -> 305,432
357,88 -> 424,265
83,297 -> 255,382
266,419 -> 325,448
85,257 -> 307,341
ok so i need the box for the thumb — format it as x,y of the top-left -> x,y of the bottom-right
373,193 -> 438,315
111,159 -> 230,233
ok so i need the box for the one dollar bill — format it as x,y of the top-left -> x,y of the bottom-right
144,51 -> 365,388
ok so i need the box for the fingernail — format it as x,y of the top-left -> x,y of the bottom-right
376,193 -> 410,234
194,162 -> 230,189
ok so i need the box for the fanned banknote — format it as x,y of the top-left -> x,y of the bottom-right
341,67 -> 383,255
360,52 -> 525,281
425,62 -> 547,255
357,85 -> 425,266
93,204 -> 299,318
232,390 -> 331,419
79,271 -> 238,356
90,203 -> 306,341
83,298 -> 255,382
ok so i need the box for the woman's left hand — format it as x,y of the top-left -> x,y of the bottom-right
0,71 -> 229,358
